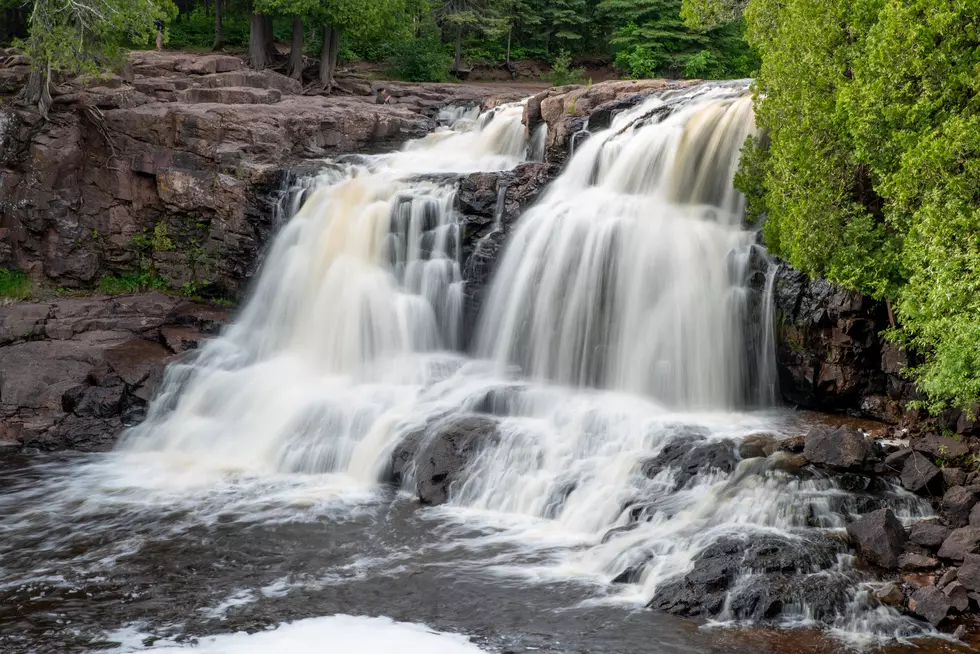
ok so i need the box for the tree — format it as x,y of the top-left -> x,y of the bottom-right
212,0 -> 223,49
540,0 -> 588,54
436,0 -> 504,72
740,0 -> 980,413
19,0 -> 176,117
491,0 -> 542,64
680,0 -> 747,28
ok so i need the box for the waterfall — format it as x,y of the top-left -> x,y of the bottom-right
477,86 -> 764,409
112,85 -> 935,643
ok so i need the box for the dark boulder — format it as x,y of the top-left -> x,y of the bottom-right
882,448 -> 914,475
641,436 -> 738,490
802,426 -> 873,470
956,554 -> 980,592
942,485 -> 980,528
845,508 -> 907,569
912,433 -> 970,460
938,527 -> 980,563
900,452 -> 943,495
909,520 -> 951,550
908,586 -> 955,626
648,532 -> 843,619
898,552 -> 939,571
414,415 -> 499,505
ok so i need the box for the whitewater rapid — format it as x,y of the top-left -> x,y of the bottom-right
0,84 -> 945,652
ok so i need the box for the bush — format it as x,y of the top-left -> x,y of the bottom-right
98,272 -> 168,295
386,37 -> 452,82
548,50 -> 586,86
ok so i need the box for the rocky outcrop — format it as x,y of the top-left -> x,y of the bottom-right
457,162 -> 558,347
0,293 -> 227,452
0,51 -> 531,299
523,79 -> 701,166
387,415 -> 499,505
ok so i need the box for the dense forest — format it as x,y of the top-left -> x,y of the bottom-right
2,0 -> 979,416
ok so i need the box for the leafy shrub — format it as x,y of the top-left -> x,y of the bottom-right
548,50 -> 586,86
386,37 -> 452,82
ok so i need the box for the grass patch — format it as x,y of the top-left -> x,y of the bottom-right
97,272 -> 169,295
0,269 -> 32,300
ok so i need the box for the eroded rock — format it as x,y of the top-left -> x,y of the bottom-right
845,508 -> 907,569
803,426 -> 872,470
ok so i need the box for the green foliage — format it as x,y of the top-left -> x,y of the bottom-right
742,0 -> 980,413
680,0 -> 747,28
166,8 -> 249,49
386,34 -> 452,81
600,0 -> 757,79
97,272 -> 168,295
547,49 -> 585,85
0,269 -> 32,300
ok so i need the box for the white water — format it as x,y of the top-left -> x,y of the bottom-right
56,86 -> 936,645
109,615 -> 487,653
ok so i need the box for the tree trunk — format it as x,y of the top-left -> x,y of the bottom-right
453,23 -> 462,72
249,13 -> 267,69
204,0 -> 210,17
288,16 -> 303,80
506,26 -> 512,66
264,15 -> 276,58
318,25 -> 338,90
212,0 -> 224,51
22,65 -> 52,119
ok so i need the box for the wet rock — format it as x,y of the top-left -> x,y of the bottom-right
738,433 -> 779,459
777,435 -> 805,454
641,437 -> 738,490
899,552 -> 939,571
839,473 -> 873,492
414,415 -> 499,506
846,508 -> 907,569
648,533 -> 843,619
910,520 -> 952,549
943,486 -> 980,528
908,586 -> 954,625
901,452 -> 944,495
938,527 -> 980,563
803,426 -> 873,470
875,583 -> 904,606
913,434 -> 970,460
956,554 -> 980,592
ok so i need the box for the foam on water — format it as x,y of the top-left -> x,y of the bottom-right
107,615 -> 487,653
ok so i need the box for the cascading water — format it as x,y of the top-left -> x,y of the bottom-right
0,87 -> 950,653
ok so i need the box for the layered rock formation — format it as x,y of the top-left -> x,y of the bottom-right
0,50 -> 528,298
0,292 -> 226,452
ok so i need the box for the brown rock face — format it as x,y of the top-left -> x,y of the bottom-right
0,293 -> 227,452
0,51 -> 442,297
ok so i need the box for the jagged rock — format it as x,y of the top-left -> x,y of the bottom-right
938,568 -> 958,588
957,554 -> 980,592
176,87 -> 282,105
938,527 -> 980,563
910,520 -> 952,549
913,434 -> 970,459
899,553 -> 939,571
908,586 -> 954,626
901,451 -> 944,495
846,508 -> 907,569
944,581 -> 970,612
882,448 -> 914,474
0,294 -> 223,453
943,486 -> 980,528
641,436 -> 738,490
413,415 -> 499,506
945,467 -> 968,488
802,426 -> 872,470
648,533 -> 844,619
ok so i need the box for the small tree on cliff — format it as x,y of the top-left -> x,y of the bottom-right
19,0 -> 176,117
